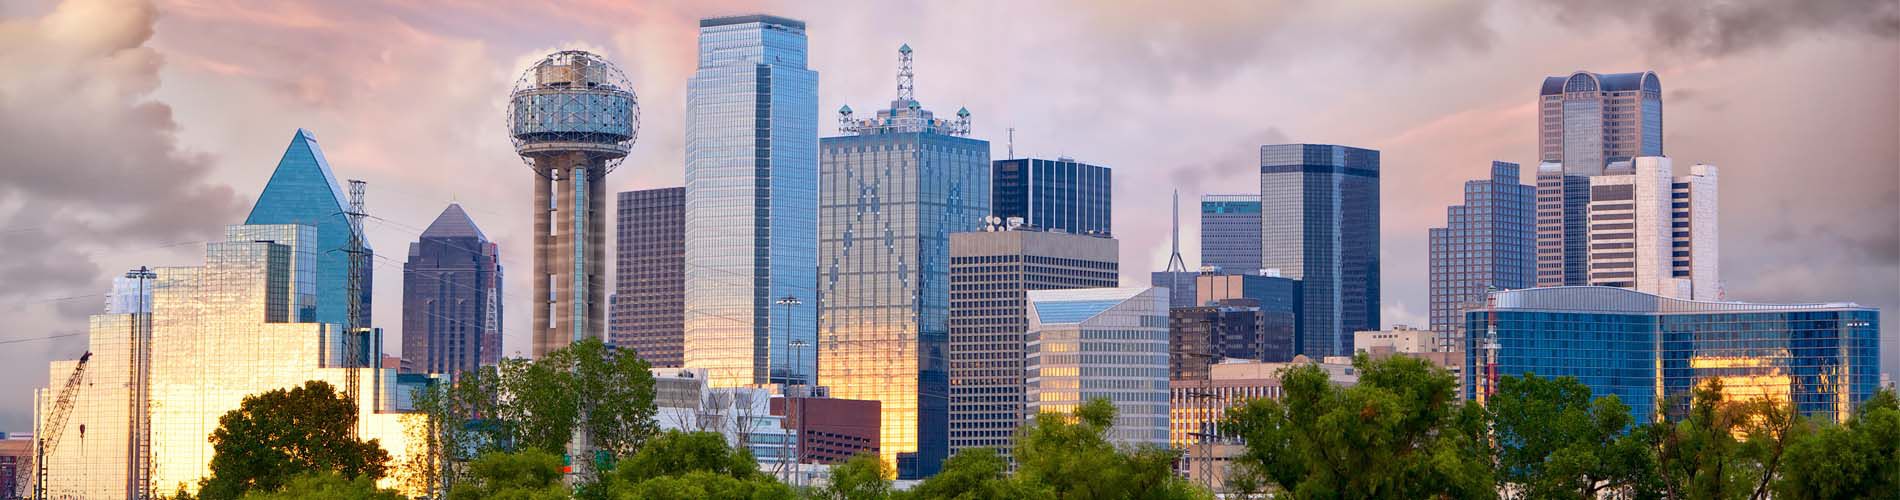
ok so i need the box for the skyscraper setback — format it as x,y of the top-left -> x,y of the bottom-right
683,15 -> 820,388
401,203 -> 503,375
611,187 -> 686,367
1260,143 -> 1380,357
990,157 -> 1112,236
1428,162 -> 1535,349
1535,71 -> 1663,288
821,44 -> 988,478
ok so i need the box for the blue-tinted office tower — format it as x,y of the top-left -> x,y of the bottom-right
402,204 -> 503,375
1259,144 -> 1379,357
1466,287 -> 1881,424
683,15 -> 819,389
821,44 -> 989,479
1200,194 -> 1262,274
245,128 -> 369,327
990,157 -> 1111,236
1428,162 -> 1534,349
1535,71 -> 1663,287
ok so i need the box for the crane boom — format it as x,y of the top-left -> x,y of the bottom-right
29,350 -> 93,499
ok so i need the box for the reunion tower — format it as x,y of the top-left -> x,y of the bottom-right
508,51 -> 639,359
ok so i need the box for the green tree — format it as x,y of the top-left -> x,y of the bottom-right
822,451 -> 895,500
605,430 -> 793,499
1220,354 -> 1495,499
1489,373 -> 1658,498
445,449 -> 570,500
198,380 -> 391,499
1650,379 -> 1760,499
614,470 -> 795,500
908,448 -> 1051,500
1014,398 -> 1209,500
1772,388 -> 1900,499
236,472 -> 404,500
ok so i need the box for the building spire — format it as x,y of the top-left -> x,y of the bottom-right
1166,190 -> 1188,273
897,44 -> 914,104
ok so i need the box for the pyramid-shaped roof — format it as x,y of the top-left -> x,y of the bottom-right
421,203 -> 487,240
246,129 -> 350,226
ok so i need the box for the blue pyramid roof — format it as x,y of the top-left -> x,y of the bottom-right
244,128 -> 369,327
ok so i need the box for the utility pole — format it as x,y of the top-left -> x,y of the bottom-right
342,180 -> 369,438
774,295 -> 802,485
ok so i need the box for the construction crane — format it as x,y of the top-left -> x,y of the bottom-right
29,351 -> 93,500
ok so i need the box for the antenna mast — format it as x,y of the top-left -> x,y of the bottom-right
1007,128 -> 1015,160
1165,191 -> 1189,306
897,44 -> 914,103
343,179 -> 369,437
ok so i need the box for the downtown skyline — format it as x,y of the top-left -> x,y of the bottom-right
0,0 -> 1896,433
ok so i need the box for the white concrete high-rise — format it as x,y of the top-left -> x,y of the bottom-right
1585,157 -> 1720,300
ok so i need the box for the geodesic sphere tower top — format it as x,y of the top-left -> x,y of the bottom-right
507,50 -> 639,172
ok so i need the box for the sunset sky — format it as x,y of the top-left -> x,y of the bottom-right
1,0 -> 1895,429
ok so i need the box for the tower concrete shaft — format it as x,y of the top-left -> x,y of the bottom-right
532,154 -> 609,358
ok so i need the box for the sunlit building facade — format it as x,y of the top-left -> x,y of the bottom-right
1464,286 -> 1881,424
611,187 -> 687,367
243,128 -> 371,327
1026,287 -> 1171,448
1535,71 -> 1663,288
683,15 -> 820,388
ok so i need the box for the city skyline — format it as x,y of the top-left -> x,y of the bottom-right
1,0 -> 1896,432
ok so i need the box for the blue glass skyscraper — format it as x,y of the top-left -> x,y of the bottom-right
1428,162 -> 1534,349
821,44 -> 989,479
990,157 -> 1111,236
1259,144 -> 1379,357
1199,194 -> 1262,274
683,15 -> 819,388
245,128 -> 368,327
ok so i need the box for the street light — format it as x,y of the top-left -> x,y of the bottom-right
775,295 -> 802,387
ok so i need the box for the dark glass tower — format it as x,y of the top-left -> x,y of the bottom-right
610,187 -> 686,367
401,204 -> 503,375
1535,71 -> 1662,287
990,158 -> 1111,236
1259,143 -> 1379,357
1428,162 -> 1534,350
1199,194 -> 1262,274
245,128 -> 368,327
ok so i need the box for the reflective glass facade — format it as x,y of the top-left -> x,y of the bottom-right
1428,162 -> 1535,350
1199,195 -> 1262,275
1259,144 -> 1380,357
402,204 -> 502,376
820,101 -> 990,478
684,15 -> 820,388
1026,287 -> 1171,448
611,187 -> 687,367
1465,287 -> 1881,424
1535,72 -> 1663,288
243,129 -> 369,327
990,158 -> 1112,236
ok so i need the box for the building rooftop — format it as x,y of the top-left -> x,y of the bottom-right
700,14 -> 806,30
1489,286 -> 1870,314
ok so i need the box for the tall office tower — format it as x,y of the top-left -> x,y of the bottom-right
508,51 -> 640,359
35,225 -> 427,498
244,128 -> 369,327
1025,287 -> 1171,448
683,15 -> 819,388
1200,194 -> 1262,274
610,187 -> 686,367
948,228 -> 1119,460
1170,301 -> 1275,380
1466,287 -> 1879,424
822,44 -> 988,479
1187,272 -> 1299,361
1535,71 -> 1663,287
401,204 -> 504,376
1259,144 -> 1380,357
1585,158 -> 1720,300
1427,162 -> 1535,350
990,157 -> 1112,236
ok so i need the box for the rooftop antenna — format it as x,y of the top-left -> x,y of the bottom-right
897,44 -> 914,103
1165,190 -> 1189,305
1007,128 -> 1015,159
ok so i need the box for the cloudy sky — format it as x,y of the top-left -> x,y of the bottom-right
1,0 -> 1895,429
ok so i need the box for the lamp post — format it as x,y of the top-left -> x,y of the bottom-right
775,295 -> 802,387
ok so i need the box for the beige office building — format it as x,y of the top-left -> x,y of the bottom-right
1586,157 -> 1720,300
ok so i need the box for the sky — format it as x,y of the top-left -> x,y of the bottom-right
0,0 -> 1895,430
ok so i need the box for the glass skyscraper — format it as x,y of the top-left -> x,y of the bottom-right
1025,287 -> 1171,448
821,50 -> 989,477
1465,286 -> 1881,425
243,128 -> 370,327
1259,144 -> 1380,357
1199,194 -> 1262,274
611,187 -> 687,367
990,158 -> 1112,236
401,203 -> 503,376
1535,71 -> 1663,288
683,15 -> 820,388
1428,162 -> 1534,350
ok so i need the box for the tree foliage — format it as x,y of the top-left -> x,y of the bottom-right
821,452 -> 895,500
445,449 -> 570,500
1771,388 -> 1900,499
198,380 -> 391,499
905,448 -> 1050,500
235,472 -> 404,500
1489,373 -> 1658,498
1220,354 -> 1494,499
1012,398 -> 1209,500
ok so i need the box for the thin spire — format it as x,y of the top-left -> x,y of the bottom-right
1165,190 -> 1187,273
897,44 -> 914,103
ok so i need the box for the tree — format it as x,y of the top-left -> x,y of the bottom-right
1220,354 -> 1495,499
445,449 -> 569,500
236,472 -> 404,500
822,451 -> 894,500
1650,379 -> 1760,500
615,470 -> 796,500
1014,398 -> 1209,500
1489,373 -> 1657,498
908,448 -> 1051,500
198,380 -> 391,499
613,430 -> 764,485
1772,388 -> 1900,499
